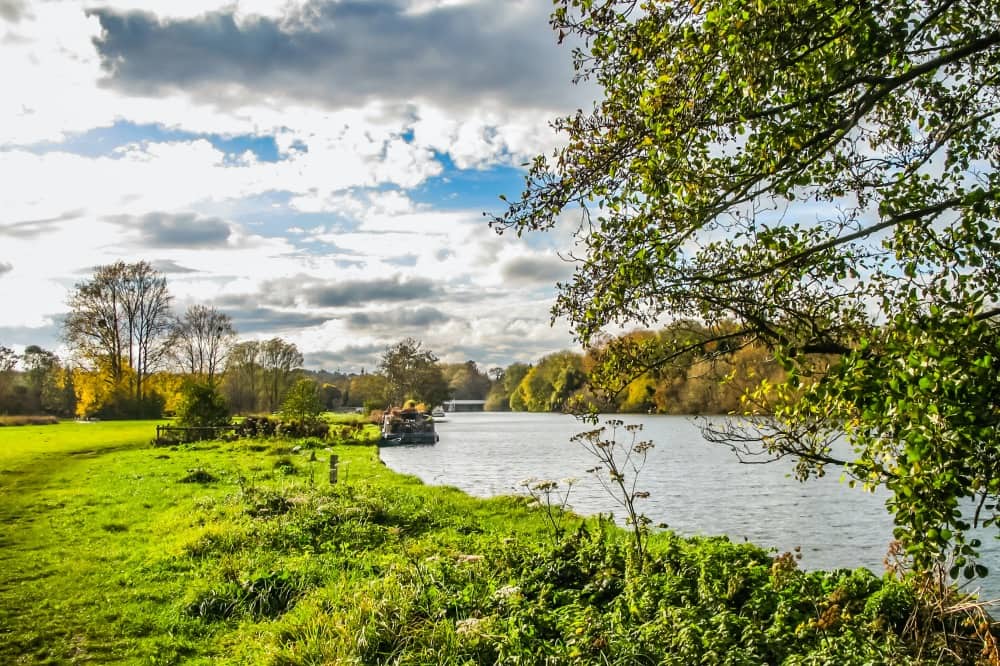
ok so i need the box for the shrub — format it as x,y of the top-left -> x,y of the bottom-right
864,578 -> 916,630
273,456 -> 298,475
234,414 -> 330,440
276,419 -> 329,439
179,468 -> 219,484
235,415 -> 278,438
176,382 -> 230,428
0,415 -> 59,426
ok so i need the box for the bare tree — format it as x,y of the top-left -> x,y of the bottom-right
172,305 -> 237,384
64,261 -> 173,402
122,262 -> 173,402
65,264 -> 126,385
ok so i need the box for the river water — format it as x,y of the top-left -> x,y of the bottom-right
379,412 -> 1000,600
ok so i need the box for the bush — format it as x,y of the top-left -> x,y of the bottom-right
233,414 -> 329,440
0,415 -> 59,427
184,570 -> 305,621
176,382 -> 230,428
179,468 -> 219,484
235,415 -> 278,438
94,391 -> 166,419
276,419 -> 329,439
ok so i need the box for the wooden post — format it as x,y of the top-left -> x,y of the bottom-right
329,454 -> 339,484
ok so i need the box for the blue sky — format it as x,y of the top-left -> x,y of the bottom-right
0,0 -> 594,371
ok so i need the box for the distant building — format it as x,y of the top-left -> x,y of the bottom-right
444,399 -> 486,412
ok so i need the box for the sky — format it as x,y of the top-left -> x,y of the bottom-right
0,0 -> 597,372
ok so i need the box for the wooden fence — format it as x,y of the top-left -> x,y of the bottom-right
154,424 -> 237,445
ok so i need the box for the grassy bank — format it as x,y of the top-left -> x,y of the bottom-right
0,421 -> 991,664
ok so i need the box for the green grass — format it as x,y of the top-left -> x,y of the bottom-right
0,421 -> 990,664
0,421 -> 552,663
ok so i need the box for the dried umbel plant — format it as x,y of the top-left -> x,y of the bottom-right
573,420 -> 654,567
519,476 -> 578,541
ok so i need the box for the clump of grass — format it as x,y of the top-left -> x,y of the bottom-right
273,456 -> 298,475
179,468 -> 219,484
184,570 -> 305,621
0,415 -> 59,427
245,490 -> 294,518
182,526 -> 250,558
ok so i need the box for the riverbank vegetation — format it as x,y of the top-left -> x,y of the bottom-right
2,420 -> 995,664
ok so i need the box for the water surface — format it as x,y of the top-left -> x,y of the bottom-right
379,412 -> 1000,600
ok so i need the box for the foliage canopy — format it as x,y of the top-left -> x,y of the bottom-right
280,379 -> 325,426
176,381 -> 230,429
379,338 -> 452,408
493,0 -> 1000,574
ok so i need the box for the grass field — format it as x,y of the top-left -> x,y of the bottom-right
0,420 -> 991,664
0,420 -> 555,664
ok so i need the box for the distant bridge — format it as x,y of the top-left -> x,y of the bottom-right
444,399 -> 486,412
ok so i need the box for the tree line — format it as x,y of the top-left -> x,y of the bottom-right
1,272 -> 777,419
480,321 -> 786,415
0,263 -> 501,419
1,261 -> 313,419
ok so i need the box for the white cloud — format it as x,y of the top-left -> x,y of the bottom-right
0,4 -> 110,144
0,0 -> 584,368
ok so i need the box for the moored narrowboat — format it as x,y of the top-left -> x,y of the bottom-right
380,405 -> 439,445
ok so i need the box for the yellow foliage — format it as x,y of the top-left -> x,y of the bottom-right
620,375 -> 657,413
146,373 -> 185,414
72,369 -> 112,418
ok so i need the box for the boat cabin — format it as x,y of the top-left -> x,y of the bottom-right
380,406 -> 439,445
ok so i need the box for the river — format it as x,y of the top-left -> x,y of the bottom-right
378,412 -> 1000,600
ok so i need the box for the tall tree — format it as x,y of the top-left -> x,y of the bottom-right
280,378 -> 324,427
259,338 -> 303,412
487,362 -> 531,411
172,305 -> 237,384
0,345 -> 17,412
495,1 -> 1000,573
64,261 -> 173,404
21,345 -> 58,414
121,262 -> 173,403
511,352 -> 585,412
40,365 -> 76,417
379,338 -> 451,408
223,340 -> 262,413
347,372 -> 389,410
